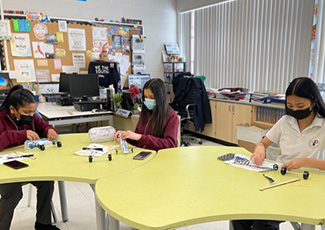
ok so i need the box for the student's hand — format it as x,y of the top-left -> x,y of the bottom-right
250,145 -> 266,166
283,158 -> 306,170
114,130 -> 141,142
26,130 -> 40,141
47,129 -> 58,141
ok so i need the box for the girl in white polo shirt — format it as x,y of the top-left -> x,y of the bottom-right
232,77 -> 325,230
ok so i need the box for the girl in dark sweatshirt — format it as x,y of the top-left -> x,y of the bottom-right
114,78 -> 179,151
0,85 -> 59,230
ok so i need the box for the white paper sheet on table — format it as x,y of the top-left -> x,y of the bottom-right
224,153 -> 278,172
74,144 -> 118,157
0,152 -> 30,164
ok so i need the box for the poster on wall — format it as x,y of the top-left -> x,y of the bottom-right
33,23 -> 48,40
10,33 -> 32,57
93,41 -> 106,53
92,27 -> 107,41
32,42 -> 45,58
112,35 -> 122,49
35,69 -> 50,82
32,42 -> 54,58
0,20 -> 11,40
72,53 -> 86,69
13,59 -> 36,82
45,34 -> 58,45
68,28 -> 86,51
58,20 -> 67,32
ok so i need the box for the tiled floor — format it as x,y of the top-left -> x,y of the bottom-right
10,137 -> 322,230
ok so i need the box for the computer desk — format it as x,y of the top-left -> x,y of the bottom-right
0,133 -> 156,230
37,102 -> 113,126
96,146 -> 325,230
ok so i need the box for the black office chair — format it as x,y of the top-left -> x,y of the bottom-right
171,75 -> 203,146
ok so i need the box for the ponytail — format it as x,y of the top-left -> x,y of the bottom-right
0,85 -> 37,111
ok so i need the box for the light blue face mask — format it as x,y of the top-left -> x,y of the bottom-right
144,99 -> 156,110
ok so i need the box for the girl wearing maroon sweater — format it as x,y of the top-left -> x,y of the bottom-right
114,78 -> 179,151
0,85 -> 59,230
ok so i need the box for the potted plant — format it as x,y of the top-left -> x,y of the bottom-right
110,93 -> 123,110
129,84 -> 141,113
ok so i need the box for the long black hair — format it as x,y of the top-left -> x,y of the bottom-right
285,77 -> 325,118
0,85 -> 37,111
140,78 -> 172,137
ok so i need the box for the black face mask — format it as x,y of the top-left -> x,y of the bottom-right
287,107 -> 312,120
16,114 -> 34,126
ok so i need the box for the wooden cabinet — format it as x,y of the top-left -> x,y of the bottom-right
216,102 -> 252,144
215,102 -> 233,143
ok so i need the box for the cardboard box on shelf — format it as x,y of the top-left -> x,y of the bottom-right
129,28 -> 141,37
238,140 -> 255,153
236,125 -> 269,144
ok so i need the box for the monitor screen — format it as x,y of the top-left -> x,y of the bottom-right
128,74 -> 150,90
69,74 -> 99,98
0,72 -> 12,94
59,73 -> 70,93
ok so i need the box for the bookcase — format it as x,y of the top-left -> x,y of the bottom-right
163,62 -> 186,102
252,105 -> 285,129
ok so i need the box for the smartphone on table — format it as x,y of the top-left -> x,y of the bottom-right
133,151 -> 152,160
217,153 -> 235,161
4,160 -> 29,169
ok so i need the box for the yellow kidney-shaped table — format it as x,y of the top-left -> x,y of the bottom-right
96,146 -> 325,230
0,133 -> 156,230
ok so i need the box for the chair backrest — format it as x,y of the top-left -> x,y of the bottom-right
173,83 -> 196,120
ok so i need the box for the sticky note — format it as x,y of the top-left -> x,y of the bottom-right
25,20 -> 31,32
18,20 -> 26,32
12,19 -> 19,32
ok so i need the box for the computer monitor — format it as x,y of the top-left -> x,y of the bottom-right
0,72 -> 12,95
59,73 -> 71,93
69,74 -> 99,100
128,74 -> 150,90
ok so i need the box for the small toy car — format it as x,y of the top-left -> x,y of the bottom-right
24,139 -> 62,151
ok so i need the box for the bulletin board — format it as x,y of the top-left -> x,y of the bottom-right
1,16 -> 142,88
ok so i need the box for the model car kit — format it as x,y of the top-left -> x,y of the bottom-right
24,139 -> 62,151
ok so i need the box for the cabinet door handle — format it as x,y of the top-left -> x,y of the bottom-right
232,105 -> 235,113
229,105 -> 231,112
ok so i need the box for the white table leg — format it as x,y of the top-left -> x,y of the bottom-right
229,220 -> 234,230
58,181 -> 69,222
108,214 -> 120,230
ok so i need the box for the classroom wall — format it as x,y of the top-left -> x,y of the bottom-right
176,0 -> 229,12
3,0 -> 178,80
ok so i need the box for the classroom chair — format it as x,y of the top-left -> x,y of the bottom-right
170,78 -> 202,146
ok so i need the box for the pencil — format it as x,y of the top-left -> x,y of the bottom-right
259,178 -> 300,191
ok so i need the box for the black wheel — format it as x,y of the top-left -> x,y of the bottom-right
52,141 -> 55,145
88,155 -> 93,163
40,145 -> 45,151
303,171 -> 309,180
108,154 -> 112,161
273,164 -> 279,171
280,167 -> 287,175
198,141 -> 203,145
57,141 -> 62,147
